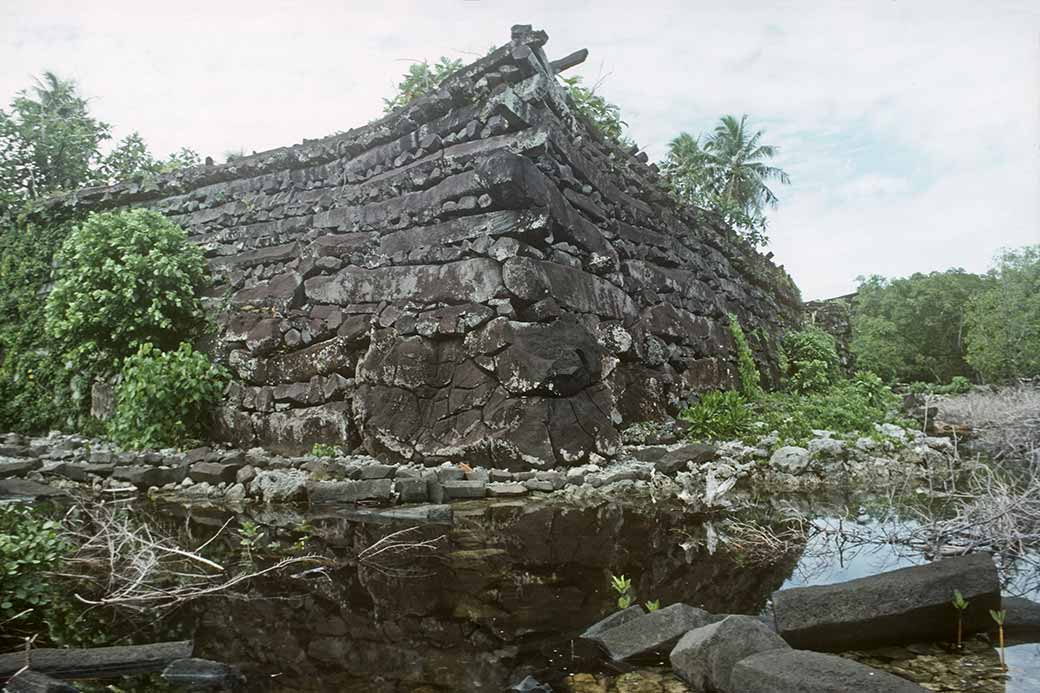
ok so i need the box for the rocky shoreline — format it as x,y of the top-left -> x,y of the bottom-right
1,423 -> 962,510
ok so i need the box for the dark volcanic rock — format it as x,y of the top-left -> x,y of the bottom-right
669,615 -> 789,691
587,603 -> 718,661
0,458 -> 42,478
47,462 -> 115,481
729,649 -> 928,693
772,553 -> 1000,651
34,25 -> 801,469
112,465 -> 188,488
190,461 -> 243,485
0,478 -> 65,499
580,606 -> 645,640
1003,596 -> 1040,641
307,479 -> 393,504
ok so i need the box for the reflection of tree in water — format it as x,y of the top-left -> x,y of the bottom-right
180,500 -> 804,692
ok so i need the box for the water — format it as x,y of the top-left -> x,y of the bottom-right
28,495 -> 1040,691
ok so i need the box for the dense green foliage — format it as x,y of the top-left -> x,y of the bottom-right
0,73 -> 198,218
781,327 -> 840,393
0,210 -> 88,432
382,57 -> 463,112
108,342 -> 227,449
662,116 -> 790,247
103,132 -> 201,182
0,504 -> 67,624
727,314 -> 763,399
756,373 -> 901,445
684,316 -> 902,446
45,209 -> 209,377
851,269 -> 985,383
681,372 -> 902,447
0,72 -> 110,216
965,246 -> 1040,382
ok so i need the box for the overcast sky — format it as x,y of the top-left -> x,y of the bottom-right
3,0 -> 1038,299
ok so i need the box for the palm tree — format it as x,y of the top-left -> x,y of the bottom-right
663,114 -> 790,247
702,114 -> 790,223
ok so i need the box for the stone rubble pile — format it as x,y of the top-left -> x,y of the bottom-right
0,423 -> 962,509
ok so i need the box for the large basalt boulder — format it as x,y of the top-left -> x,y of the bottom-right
585,603 -> 718,661
729,649 -> 928,693
669,615 -> 789,691
772,553 -> 1000,650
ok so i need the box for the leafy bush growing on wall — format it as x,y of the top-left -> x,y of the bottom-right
108,342 -> 227,450
44,209 -> 209,377
727,314 -> 763,400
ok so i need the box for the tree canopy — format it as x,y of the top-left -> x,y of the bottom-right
0,72 -> 199,218
661,115 -> 790,247
850,269 -> 985,384
965,246 -> 1040,382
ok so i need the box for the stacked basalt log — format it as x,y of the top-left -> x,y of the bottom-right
34,25 -> 800,468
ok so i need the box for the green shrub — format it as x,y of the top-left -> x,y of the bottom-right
681,390 -> 753,441
728,314 -> 763,400
906,376 -> 973,396
756,372 -> 903,445
310,443 -> 339,457
0,504 -> 67,624
108,342 -> 227,449
44,209 -> 208,377
782,327 -> 840,393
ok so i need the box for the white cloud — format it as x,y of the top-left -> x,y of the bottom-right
2,0 -> 1038,300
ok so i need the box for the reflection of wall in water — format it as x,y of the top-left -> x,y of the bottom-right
184,501 -> 803,691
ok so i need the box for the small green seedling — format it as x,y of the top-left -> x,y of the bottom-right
645,600 -> 661,612
990,609 -> 1007,671
610,574 -> 633,610
952,590 -> 970,649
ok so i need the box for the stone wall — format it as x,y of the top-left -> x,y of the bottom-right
803,292 -> 855,373
36,25 -> 800,468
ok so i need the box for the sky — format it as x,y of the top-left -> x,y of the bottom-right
2,0 -> 1038,299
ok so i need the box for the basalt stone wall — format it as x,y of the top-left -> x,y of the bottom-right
36,25 -> 800,468
803,293 -> 855,373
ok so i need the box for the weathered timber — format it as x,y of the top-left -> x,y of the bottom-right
0,641 -> 192,681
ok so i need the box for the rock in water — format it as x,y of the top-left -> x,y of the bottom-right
729,649 -> 928,692
580,605 -> 646,640
669,615 -> 789,691
772,553 -> 1000,650
587,603 -> 718,661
